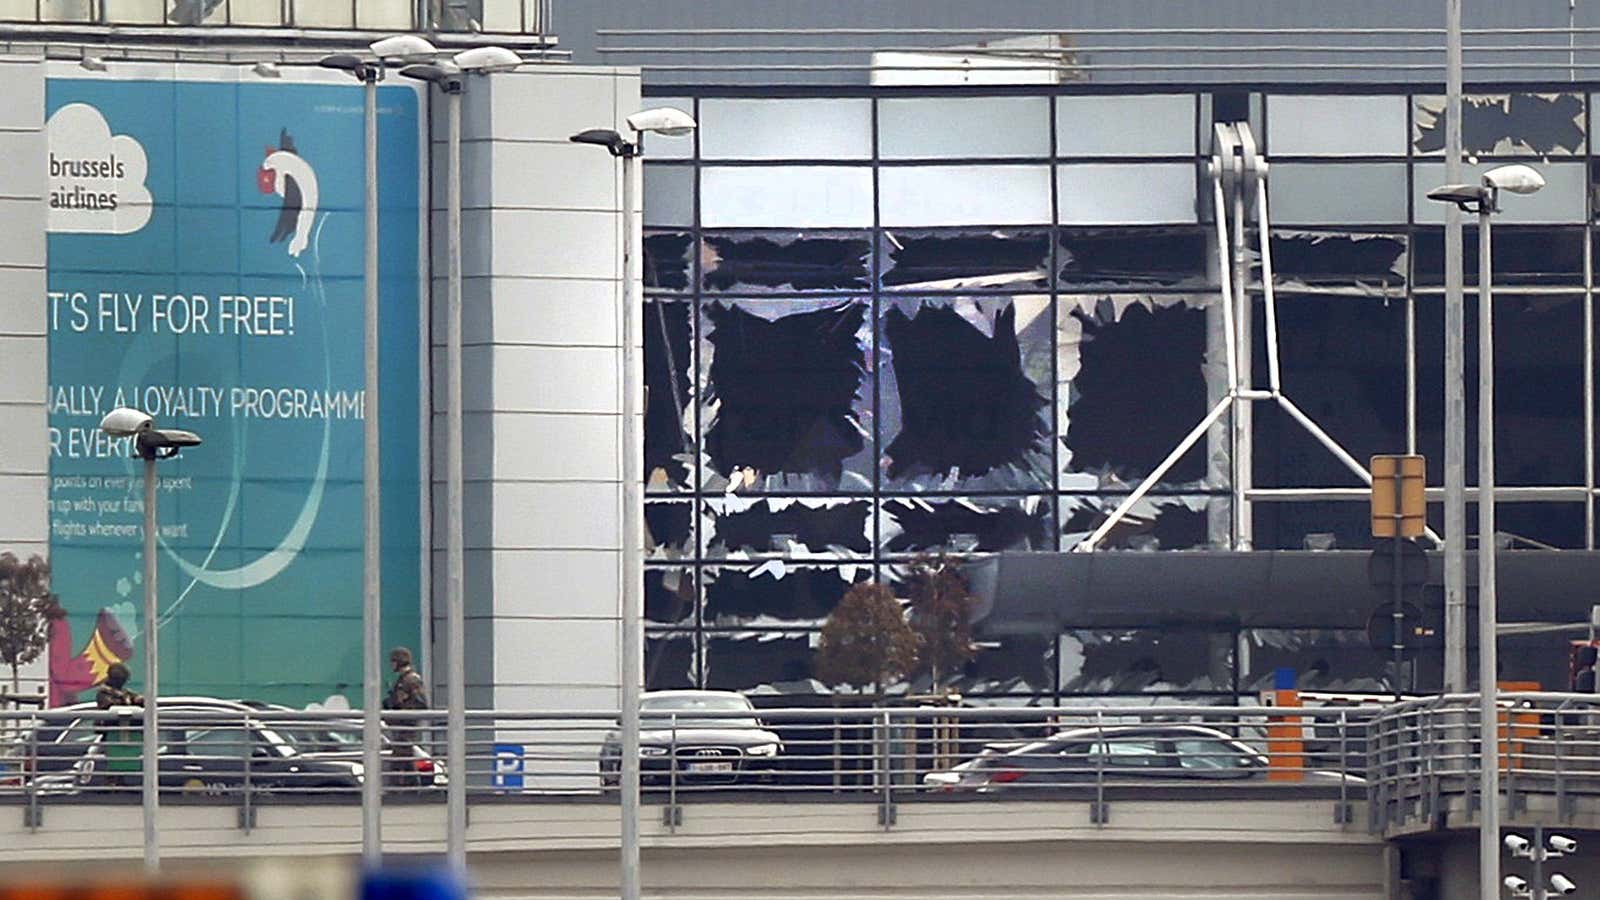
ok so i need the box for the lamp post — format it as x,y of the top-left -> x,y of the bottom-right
97,408 -> 202,875
399,45 -> 521,874
1427,163 -> 1546,900
318,32 -> 437,868
569,107 -> 697,900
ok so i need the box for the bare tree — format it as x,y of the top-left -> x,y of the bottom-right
0,553 -> 60,697
814,581 -> 919,699
906,555 -> 978,693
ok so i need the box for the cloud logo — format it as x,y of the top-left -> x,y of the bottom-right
45,102 -> 153,235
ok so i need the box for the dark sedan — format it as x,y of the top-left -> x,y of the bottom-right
599,690 -> 784,787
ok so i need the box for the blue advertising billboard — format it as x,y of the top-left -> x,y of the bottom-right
43,67 -> 426,707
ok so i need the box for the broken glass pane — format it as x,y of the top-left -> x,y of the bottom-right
1413,93 -> 1586,156
1059,494 -> 1222,552
1058,295 -> 1212,488
1268,163 -> 1409,225
703,497 -> 873,559
878,96 -> 1051,159
643,231 -> 693,292
1412,162 -> 1587,225
645,297 -> 695,492
1266,94 -> 1409,157
1056,95 -> 1195,157
1058,629 -> 1235,695
703,629 -> 822,695
881,228 -> 1050,292
1238,629 -> 1384,693
880,496 -> 1054,555
1253,500 -> 1373,552
880,297 -> 1053,491
1057,163 -> 1199,225
1265,230 -> 1407,293
700,299 -> 874,493
645,630 -> 699,689
645,568 -> 698,628
1411,227 -> 1583,285
702,563 -> 871,628
701,230 -> 871,293
1056,227 -> 1209,290
645,498 -> 694,560
879,165 -> 1053,228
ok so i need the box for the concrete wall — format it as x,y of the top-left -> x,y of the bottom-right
0,54 -> 49,702
428,65 -> 641,715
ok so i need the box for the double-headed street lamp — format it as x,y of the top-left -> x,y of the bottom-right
318,32 -> 437,867
399,45 -> 522,875
1427,162 -> 1546,900
97,408 -> 201,874
569,107 -> 697,900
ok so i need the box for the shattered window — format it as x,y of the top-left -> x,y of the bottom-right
1413,92 -> 1586,157
703,497 -> 873,559
1056,227 -> 1209,290
698,98 -> 873,161
880,297 -> 1053,491
1058,295 -> 1211,488
1411,227 -> 1584,285
644,297 -> 694,492
1238,630 -> 1383,693
701,166 -> 875,229
1058,629 -> 1235,696
645,631 -> 699,689
878,96 -> 1051,159
645,568 -> 698,628
1253,501 -> 1371,551
703,630 -> 821,694
1267,163 -> 1409,225
880,496 -> 1053,556
645,498 -> 694,560
1266,95 -> 1409,157
1484,502 -> 1586,550
700,231 -> 871,293
700,299 -> 873,493
1265,230 -> 1407,294
702,564 -> 870,627
879,165 -> 1053,227
1056,95 -> 1196,157
644,232 -> 694,292
1059,494 -> 1221,552
1056,163 -> 1199,225
1412,162 -> 1587,224
881,228 -> 1050,292
643,163 -> 694,227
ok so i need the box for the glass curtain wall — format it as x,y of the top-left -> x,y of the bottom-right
640,86 -> 1597,703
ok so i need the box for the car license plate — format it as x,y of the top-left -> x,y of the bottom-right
688,761 -> 733,773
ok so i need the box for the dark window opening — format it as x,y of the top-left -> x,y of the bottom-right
645,632 -> 697,689
703,567 -> 864,625
707,499 -> 871,556
881,497 -> 1051,554
702,233 -> 870,292
1414,93 -> 1585,156
1057,228 -> 1209,288
645,570 -> 696,628
1060,496 -> 1212,552
881,229 -> 1050,289
644,232 -> 693,291
1265,231 -> 1407,286
1412,227 -> 1583,286
645,501 -> 694,559
645,299 -> 693,490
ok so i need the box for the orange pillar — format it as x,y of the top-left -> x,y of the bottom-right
1267,668 -> 1304,782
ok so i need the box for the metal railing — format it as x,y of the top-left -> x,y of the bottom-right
0,703 -> 1369,832
1368,692 -> 1600,834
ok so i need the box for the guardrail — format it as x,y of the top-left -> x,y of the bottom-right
1368,691 -> 1600,834
0,703 -> 1370,832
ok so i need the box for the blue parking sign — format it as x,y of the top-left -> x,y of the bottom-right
492,743 -> 524,789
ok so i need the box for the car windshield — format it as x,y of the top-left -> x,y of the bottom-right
639,695 -> 758,728
270,723 -> 364,752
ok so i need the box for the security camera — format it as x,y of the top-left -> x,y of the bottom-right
99,407 -> 153,437
1549,834 -> 1578,854
1504,834 -> 1532,855
1503,875 -> 1529,893
1549,873 -> 1577,894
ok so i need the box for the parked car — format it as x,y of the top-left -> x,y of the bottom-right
922,723 -> 1361,792
0,696 -> 445,796
599,690 -> 783,787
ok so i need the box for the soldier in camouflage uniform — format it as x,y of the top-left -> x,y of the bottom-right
94,662 -> 144,787
384,647 -> 428,787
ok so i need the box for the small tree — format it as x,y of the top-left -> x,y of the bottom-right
814,582 -> 919,698
906,555 -> 978,693
0,553 -> 60,696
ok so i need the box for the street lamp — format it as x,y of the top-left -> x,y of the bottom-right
1427,162 -> 1545,900
569,106 -> 696,900
398,44 -> 521,875
97,408 -> 201,874
318,32 -> 438,867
